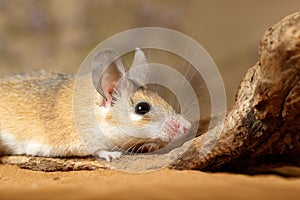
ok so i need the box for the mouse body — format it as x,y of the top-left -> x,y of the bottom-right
0,48 -> 191,161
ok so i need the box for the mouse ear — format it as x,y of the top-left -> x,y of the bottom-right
92,49 -> 125,106
128,48 -> 149,86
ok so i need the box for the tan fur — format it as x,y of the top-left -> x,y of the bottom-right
133,114 -> 152,127
0,71 -> 89,156
105,111 -> 117,126
131,89 -> 173,112
130,89 -> 173,127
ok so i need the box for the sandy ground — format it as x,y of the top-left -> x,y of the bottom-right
0,165 -> 300,200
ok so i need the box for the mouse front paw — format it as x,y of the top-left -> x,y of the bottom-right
95,150 -> 122,162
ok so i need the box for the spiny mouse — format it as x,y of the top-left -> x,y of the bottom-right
0,48 -> 191,161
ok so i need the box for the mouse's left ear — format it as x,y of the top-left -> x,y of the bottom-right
128,48 -> 149,86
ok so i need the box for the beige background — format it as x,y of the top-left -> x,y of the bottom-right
1,0 -> 300,106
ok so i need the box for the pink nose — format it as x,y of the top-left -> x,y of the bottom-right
163,115 -> 192,141
180,117 -> 192,134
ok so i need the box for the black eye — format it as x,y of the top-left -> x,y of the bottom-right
135,102 -> 151,115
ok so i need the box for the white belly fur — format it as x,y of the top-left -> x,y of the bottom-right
0,131 -> 53,156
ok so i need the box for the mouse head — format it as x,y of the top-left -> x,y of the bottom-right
92,48 -> 191,152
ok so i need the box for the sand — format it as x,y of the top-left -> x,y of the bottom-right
0,165 -> 300,200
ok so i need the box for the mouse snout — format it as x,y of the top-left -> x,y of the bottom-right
181,117 -> 192,134
163,115 -> 192,142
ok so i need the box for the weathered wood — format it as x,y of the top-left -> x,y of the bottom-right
1,12 -> 300,175
170,11 -> 300,173
0,156 -> 107,171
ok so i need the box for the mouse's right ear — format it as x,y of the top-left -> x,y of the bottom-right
92,49 -> 125,107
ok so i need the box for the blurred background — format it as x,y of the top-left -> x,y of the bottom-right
0,0 -> 299,108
